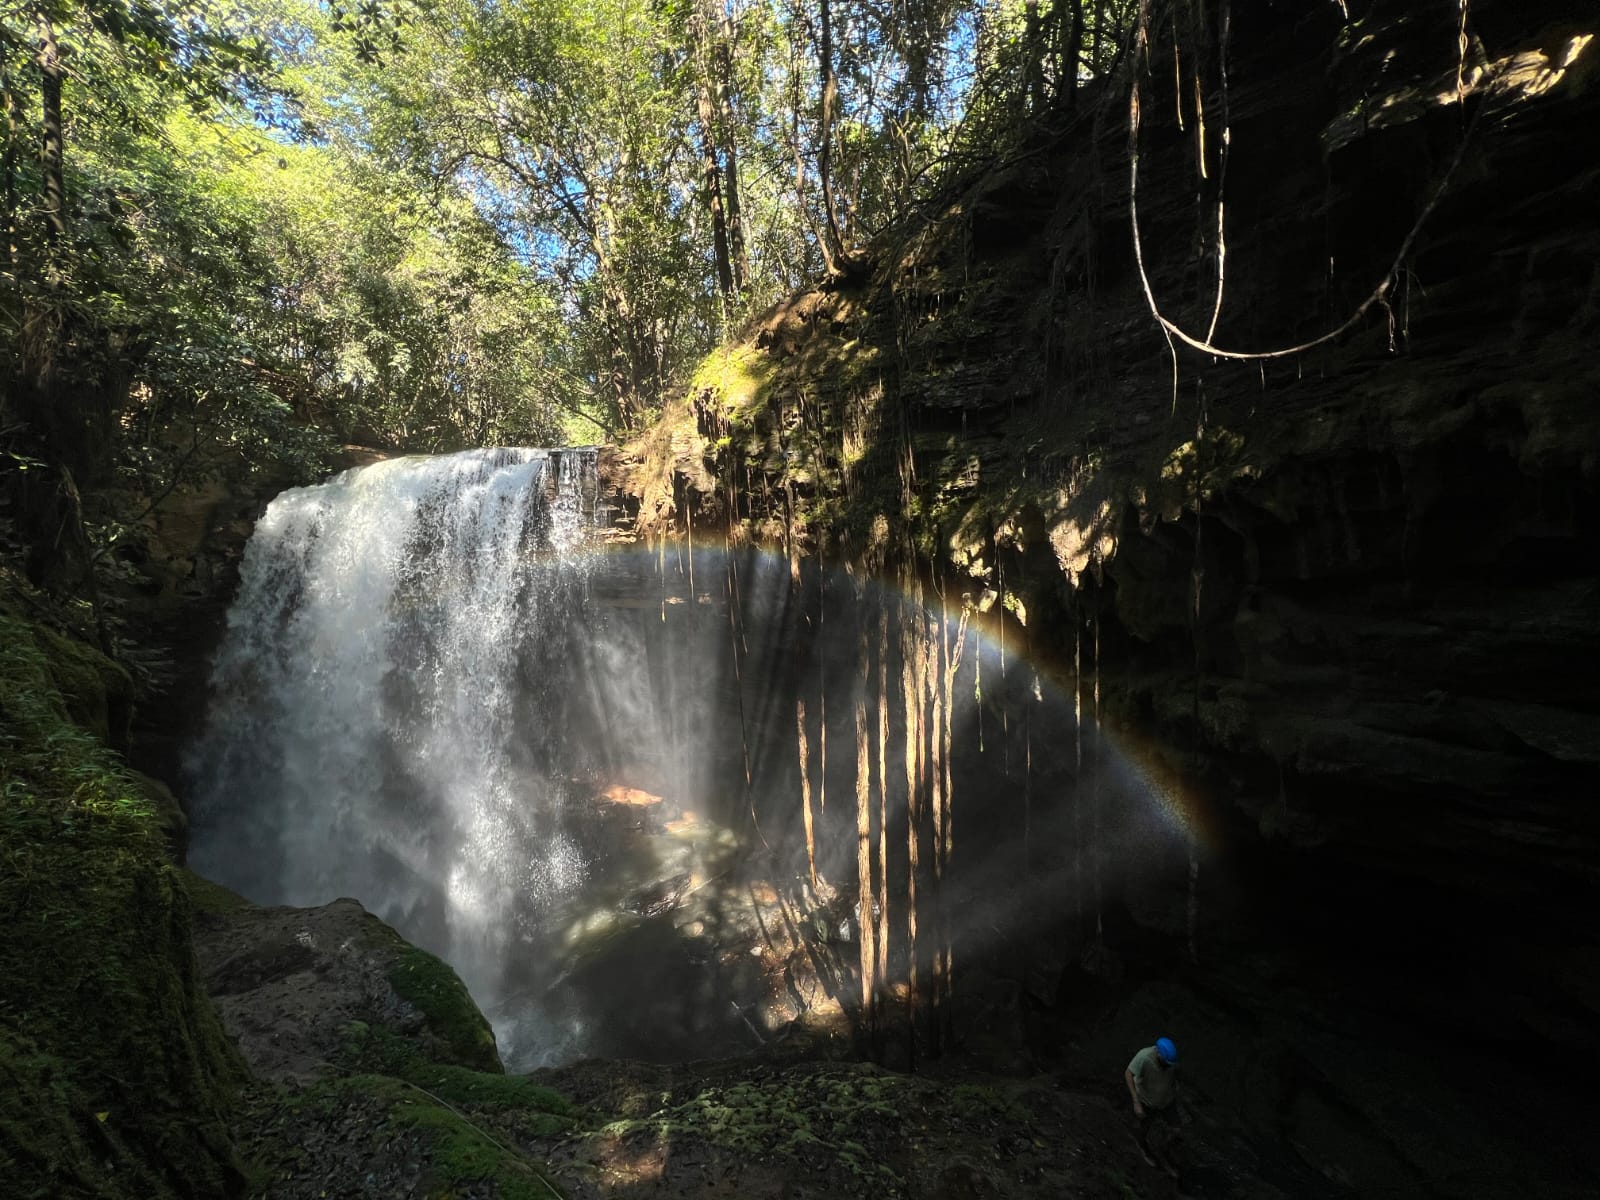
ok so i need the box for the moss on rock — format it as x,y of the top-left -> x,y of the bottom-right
387,946 -> 504,1075
0,609 -> 245,1199
128,768 -> 189,852
389,1088 -> 562,1200
592,1064 -> 907,1189
30,620 -> 135,748
690,344 -> 774,418
245,1071 -> 571,1199
340,1023 -> 572,1125
191,894 -> 506,1084
179,868 -> 253,919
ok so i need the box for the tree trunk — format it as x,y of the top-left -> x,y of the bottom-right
693,13 -> 735,298
698,116 -> 735,298
1090,0 -> 1109,75
2,64 -> 20,275
1058,0 -> 1086,107
1023,1 -> 1046,115
35,14 -> 63,243
714,14 -> 748,292
815,0 -> 846,275
903,0 -> 931,125
1,60 -> 22,432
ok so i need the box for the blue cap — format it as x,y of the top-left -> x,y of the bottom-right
1156,1037 -> 1178,1064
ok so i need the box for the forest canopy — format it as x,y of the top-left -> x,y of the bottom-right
1,0 -> 1134,511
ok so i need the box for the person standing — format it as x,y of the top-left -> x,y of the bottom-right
1125,1036 -> 1180,1175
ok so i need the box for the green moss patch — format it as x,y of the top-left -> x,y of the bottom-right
391,1090 -> 562,1200
338,1021 -> 575,1135
690,344 -> 774,418
31,620 -> 135,747
248,1073 -> 568,1199
388,946 -> 503,1073
0,610 -> 244,1199
401,1064 -> 574,1125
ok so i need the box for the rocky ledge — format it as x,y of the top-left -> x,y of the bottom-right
187,884 -> 503,1084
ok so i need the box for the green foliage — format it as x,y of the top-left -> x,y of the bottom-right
2,0 -> 585,535
2,0 -> 1137,508
0,609 -> 245,1199
355,0 -> 726,427
1,0 -> 281,474
388,946 -> 504,1074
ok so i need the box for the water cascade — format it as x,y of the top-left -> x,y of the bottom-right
189,448 -> 1152,1070
187,448 -> 686,1066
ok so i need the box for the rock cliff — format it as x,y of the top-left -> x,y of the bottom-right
613,3 -> 1599,1192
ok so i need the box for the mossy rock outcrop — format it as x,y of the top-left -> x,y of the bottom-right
188,889 -> 503,1083
197,894 -> 583,1199
0,596 -> 551,1200
0,606 -> 245,1199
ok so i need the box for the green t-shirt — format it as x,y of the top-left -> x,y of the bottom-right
1127,1045 -> 1177,1109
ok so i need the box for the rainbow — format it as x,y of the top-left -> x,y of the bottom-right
569,539 -> 1227,857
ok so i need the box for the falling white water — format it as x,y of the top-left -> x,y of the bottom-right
189,449 -> 1122,1070
188,447 -> 615,1065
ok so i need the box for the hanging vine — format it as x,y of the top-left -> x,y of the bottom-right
1128,0 -> 1490,364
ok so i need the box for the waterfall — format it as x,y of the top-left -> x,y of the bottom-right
187,448 -> 1097,1070
188,447 -> 616,1066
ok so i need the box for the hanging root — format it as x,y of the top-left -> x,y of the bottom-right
1129,0 -> 1492,364
1204,0 -> 1231,345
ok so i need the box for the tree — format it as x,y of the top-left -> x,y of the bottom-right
1,0 -> 270,477
3,0 -> 585,594
346,0 -> 709,428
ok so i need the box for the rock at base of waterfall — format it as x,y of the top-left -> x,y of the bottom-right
186,879 -> 501,1085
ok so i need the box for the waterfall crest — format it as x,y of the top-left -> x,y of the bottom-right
188,447 -> 608,1065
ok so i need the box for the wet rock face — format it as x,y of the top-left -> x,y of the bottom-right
1068,380 -> 1600,1073
105,474 -> 268,785
1102,440 -> 1600,890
